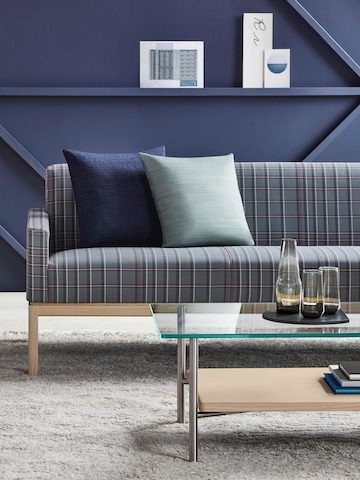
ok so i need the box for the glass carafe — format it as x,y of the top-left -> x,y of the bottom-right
276,238 -> 302,314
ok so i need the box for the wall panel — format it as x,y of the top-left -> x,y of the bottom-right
0,0 -> 360,290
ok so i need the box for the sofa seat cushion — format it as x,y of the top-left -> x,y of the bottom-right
47,245 -> 360,304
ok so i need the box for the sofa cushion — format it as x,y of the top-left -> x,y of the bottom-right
47,245 -> 360,304
63,146 -> 165,248
140,153 -> 254,247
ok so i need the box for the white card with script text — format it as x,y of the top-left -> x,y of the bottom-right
243,13 -> 273,88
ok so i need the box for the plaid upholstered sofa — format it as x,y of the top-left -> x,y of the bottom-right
26,162 -> 360,375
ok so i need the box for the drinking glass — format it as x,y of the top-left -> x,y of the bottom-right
301,269 -> 324,318
319,266 -> 340,314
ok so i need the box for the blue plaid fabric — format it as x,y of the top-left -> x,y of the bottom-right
26,162 -> 360,303
236,163 -> 360,246
46,164 -> 79,254
47,245 -> 360,303
26,208 -> 50,302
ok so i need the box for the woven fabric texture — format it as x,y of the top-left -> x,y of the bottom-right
46,245 -> 360,303
63,146 -> 164,248
26,208 -> 50,302
236,162 -> 360,247
46,162 -> 360,253
26,162 -> 360,303
140,153 -> 254,247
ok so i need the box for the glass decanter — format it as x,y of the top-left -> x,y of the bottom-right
276,238 -> 302,314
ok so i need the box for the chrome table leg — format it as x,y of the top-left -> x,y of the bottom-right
177,305 -> 187,423
189,338 -> 199,462
177,338 -> 186,423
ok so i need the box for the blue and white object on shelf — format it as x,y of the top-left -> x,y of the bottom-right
264,49 -> 290,88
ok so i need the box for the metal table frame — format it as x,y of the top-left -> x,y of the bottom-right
177,305 -> 199,462
168,303 -> 360,462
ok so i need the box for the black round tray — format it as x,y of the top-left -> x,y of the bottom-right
262,308 -> 349,325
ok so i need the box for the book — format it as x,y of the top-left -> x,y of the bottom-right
339,361 -> 360,380
324,373 -> 360,394
328,365 -> 360,387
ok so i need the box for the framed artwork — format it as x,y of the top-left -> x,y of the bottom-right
264,49 -> 290,87
140,41 -> 204,88
242,13 -> 273,88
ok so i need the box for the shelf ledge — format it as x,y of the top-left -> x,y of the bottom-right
0,87 -> 360,97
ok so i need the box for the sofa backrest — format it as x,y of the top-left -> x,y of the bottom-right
46,164 -> 80,254
236,162 -> 360,247
46,162 -> 360,253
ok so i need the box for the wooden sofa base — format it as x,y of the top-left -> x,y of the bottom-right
28,303 -> 152,376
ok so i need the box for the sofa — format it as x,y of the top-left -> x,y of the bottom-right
26,162 -> 360,375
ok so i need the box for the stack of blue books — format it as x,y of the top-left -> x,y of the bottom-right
324,361 -> 360,394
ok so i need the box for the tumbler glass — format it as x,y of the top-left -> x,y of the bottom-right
301,269 -> 324,318
319,266 -> 340,314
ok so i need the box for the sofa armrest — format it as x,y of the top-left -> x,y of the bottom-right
26,208 -> 50,303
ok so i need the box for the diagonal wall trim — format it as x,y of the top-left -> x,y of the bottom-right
286,0 -> 360,79
0,124 -> 45,179
0,225 -> 26,259
303,104 -> 360,162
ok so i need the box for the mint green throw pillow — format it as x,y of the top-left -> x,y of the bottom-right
139,153 -> 254,247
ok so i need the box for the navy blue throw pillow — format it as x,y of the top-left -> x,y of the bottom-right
63,146 -> 165,247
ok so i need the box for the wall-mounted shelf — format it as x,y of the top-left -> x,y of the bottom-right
0,87 -> 360,97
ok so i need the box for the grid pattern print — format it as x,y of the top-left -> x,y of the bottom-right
26,208 -> 50,302
46,164 -> 79,254
46,245 -> 360,304
25,162 -> 360,303
236,162 -> 360,246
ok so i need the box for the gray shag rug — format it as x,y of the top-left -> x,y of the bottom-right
1,331 -> 360,480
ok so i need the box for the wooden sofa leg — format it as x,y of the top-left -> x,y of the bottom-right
28,305 -> 39,376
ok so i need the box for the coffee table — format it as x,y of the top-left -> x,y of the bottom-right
150,302 -> 360,462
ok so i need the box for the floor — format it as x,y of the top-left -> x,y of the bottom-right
0,292 -> 156,333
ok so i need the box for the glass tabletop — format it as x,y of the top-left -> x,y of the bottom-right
150,303 -> 360,339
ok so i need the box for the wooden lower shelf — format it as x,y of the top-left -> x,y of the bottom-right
197,368 -> 360,412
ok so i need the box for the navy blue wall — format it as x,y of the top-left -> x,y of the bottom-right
1,0 -> 359,291
1,0 -> 359,87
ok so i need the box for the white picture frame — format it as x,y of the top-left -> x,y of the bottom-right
140,41 -> 204,88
